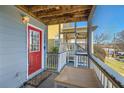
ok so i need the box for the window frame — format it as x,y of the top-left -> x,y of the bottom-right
29,29 -> 40,52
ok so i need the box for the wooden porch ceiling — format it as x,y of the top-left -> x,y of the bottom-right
16,5 -> 93,25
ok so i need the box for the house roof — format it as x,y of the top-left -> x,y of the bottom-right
16,5 -> 93,25
62,26 -> 87,39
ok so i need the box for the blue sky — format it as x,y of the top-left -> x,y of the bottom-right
92,5 -> 124,43
77,21 -> 87,27
71,21 -> 87,27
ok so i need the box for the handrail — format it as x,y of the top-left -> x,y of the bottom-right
89,55 -> 123,88
47,51 -> 66,54
76,43 -> 87,52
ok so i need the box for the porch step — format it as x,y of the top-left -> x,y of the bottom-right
23,70 -> 52,88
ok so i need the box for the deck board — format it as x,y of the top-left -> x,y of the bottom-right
55,66 -> 102,88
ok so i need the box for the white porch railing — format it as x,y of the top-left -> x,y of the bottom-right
46,52 -> 123,87
75,54 -> 89,68
47,52 -> 67,72
90,58 -> 123,88
47,53 -> 59,71
57,52 -> 67,72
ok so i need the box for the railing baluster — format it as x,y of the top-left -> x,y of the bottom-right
75,54 -> 89,68
86,56 -> 88,67
48,54 -> 50,69
47,55 -> 48,69
53,54 -> 54,69
55,55 -> 57,69
52,55 -> 53,69
89,58 -> 122,88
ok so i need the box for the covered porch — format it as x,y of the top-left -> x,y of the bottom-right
0,5 -> 124,88
15,5 -> 124,88
17,5 -> 121,88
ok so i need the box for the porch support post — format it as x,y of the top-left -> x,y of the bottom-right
87,23 -> 92,68
58,24 -> 61,53
74,22 -> 77,52
74,22 -> 77,67
87,6 -> 96,68
45,26 -> 48,70
58,24 -> 61,40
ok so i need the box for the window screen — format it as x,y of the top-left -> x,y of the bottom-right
90,6 -> 124,77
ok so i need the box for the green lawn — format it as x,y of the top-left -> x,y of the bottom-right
105,57 -> 124,76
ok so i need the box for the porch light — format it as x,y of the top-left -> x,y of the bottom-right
21,14 -> 30,24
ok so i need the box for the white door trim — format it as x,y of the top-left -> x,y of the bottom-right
26,23 -> 44,80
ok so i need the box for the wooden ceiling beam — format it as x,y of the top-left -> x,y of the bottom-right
42,15 -> 87,22
31,5 -> 79,13
43,16 -> 87,25
16,5 -> 92,25
38,9 -> 90,19
30,5 -> 61,12
40,12 -> 89,20
41,14 -> 88,21
36,6 -> 91,18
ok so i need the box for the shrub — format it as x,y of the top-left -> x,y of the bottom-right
51,47 -> 59,53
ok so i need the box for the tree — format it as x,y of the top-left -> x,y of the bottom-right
94,32 -> 109,45
94,32 -> 108,62
115,30 -> 124,51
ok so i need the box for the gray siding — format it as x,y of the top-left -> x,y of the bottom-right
0,6 -> 47,88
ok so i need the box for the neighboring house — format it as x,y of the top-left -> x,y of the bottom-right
61,25 -> 87,51
48,24 -> 63,52
118,52 -> 124,55
62,26 -> 87,42
48,23 -> 87,52
103,48 -> 115,55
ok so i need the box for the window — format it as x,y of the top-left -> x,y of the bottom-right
30,30 -> 40,52
90,6 -> 124,77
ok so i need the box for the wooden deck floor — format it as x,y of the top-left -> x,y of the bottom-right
55,66 -> 102,88
23,67 -> 102,88
23,72 -> 102,88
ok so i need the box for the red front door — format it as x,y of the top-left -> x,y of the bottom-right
28,24 -> 42,75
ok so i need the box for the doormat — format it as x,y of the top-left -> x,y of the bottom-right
24,70 -> 52,88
